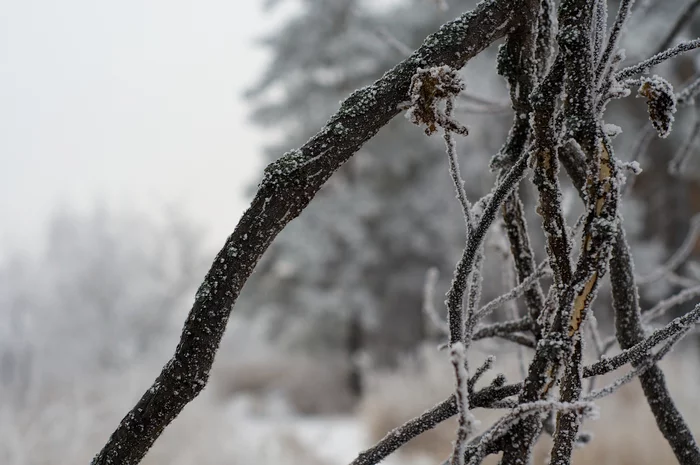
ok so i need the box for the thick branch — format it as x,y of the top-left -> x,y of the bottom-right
91,2 -> 521,464
560,138 -> 700,465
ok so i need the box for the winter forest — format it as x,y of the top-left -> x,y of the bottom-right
5,0 -> 700,463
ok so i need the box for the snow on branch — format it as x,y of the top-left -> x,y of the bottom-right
472,318 -> 532,341
423,267 -> 447,334
585,324 -> 693,402
594,0 -> 634,87
584,303 -> 700,378
616,39 -> 700,80
450,343 -> 479,465
443,153 -> 530,346
676,75 -> 700,105
643,284 -> 700,323
468,400 -> 598,465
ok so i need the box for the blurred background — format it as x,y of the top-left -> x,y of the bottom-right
2,1 -> 700,464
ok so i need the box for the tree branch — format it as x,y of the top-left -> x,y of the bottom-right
91,2 -> 522,463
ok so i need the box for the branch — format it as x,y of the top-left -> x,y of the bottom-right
637,214 -> 700,285
445,152 -> 531,346
472,317 -> 531,340
584,302 -> 700,377
348,383 -> 522,465
653,0 -> 700,57
91,2 -> 522,463
475,260 -> 550,320
643,284 -> 700,323
616,39 -> 700,80
585,325 -> 693,401
595,0 -> 634,87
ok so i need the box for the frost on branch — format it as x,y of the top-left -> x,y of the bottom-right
637,75 -> 677,138
450,342 -> 478,465
406,65 -> 469,136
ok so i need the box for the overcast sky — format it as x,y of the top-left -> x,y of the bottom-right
0,0 -> 284,256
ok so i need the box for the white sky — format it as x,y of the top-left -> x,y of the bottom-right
0,0 -> 281,256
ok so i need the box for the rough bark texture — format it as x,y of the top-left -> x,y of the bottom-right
91,2 -> 521,464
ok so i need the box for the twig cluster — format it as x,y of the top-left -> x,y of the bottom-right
92,1 -> 700,465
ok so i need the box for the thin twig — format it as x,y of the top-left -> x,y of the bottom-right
653,0 -> 700,57
637,214 -> 700,285
643,284 -> 700,323
476,260 -> 551,320
616,39 -> 700,80
595,0 -> 635,87
584,303 -> 700,377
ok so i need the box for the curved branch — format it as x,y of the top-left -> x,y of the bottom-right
91,2 -> 521,464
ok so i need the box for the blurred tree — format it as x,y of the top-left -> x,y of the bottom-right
0,206 -> 207,404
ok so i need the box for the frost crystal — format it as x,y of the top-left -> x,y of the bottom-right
603,123 -> 623,138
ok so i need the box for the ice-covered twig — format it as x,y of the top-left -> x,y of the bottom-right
472,318 -> 532,340
468,401 -> 598,465
610,218 -> 700,465
450,343 -> 477,465
443,113 -> 474,232
653,0 -> 700,57
620,125 -> 656,196
535,0 -> 556,78
497,332 -> 537,348
444,152 -> 530,346
499,240 -> 529,378
584,303 -> 700,378
460,91 -> 512,109
586,313 -> 606,393
637,214 -> 700,285
493,0 -> 547,341
530,57 -> 574,293
592,0 -> 608,66
669,112 -> 700,175
643,284 -> 700,323
475,260 -> 551,320
423,267 -> 447,334
585,325 -> 692,402
469,355 -> 496,391
667,271 -> 700,288
676,75 -> 700,105
595,0 -> 634,88
616,39 -> 700,80
458,103 -> 515,115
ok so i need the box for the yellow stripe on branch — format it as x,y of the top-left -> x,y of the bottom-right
570,141 -> 613,336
